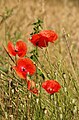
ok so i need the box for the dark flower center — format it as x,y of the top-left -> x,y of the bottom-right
22,67 -> 26,72
15,48 -> 18,52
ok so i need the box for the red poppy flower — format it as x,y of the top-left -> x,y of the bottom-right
29,30 -> 58,48
27,80 -> 38,95
7,40 -> 27,57
13,58 -> 36,79
29,34 -> 48,47
42,80 -> 61,94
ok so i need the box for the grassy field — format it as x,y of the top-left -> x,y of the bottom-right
0,0 -> 79,120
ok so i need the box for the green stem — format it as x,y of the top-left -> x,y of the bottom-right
63,30 -> 77,80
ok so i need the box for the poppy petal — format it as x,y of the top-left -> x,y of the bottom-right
29,34 -> 48,47
40,30 -> 58,42
7,41 -> 16,56
16,58 -> 36,75
36,35 -> 48,47
16,40 -> 27,57
29,34 -> 40,46
13,66 -> 27,79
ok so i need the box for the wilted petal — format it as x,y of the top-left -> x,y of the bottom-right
27,80 -> 38,95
